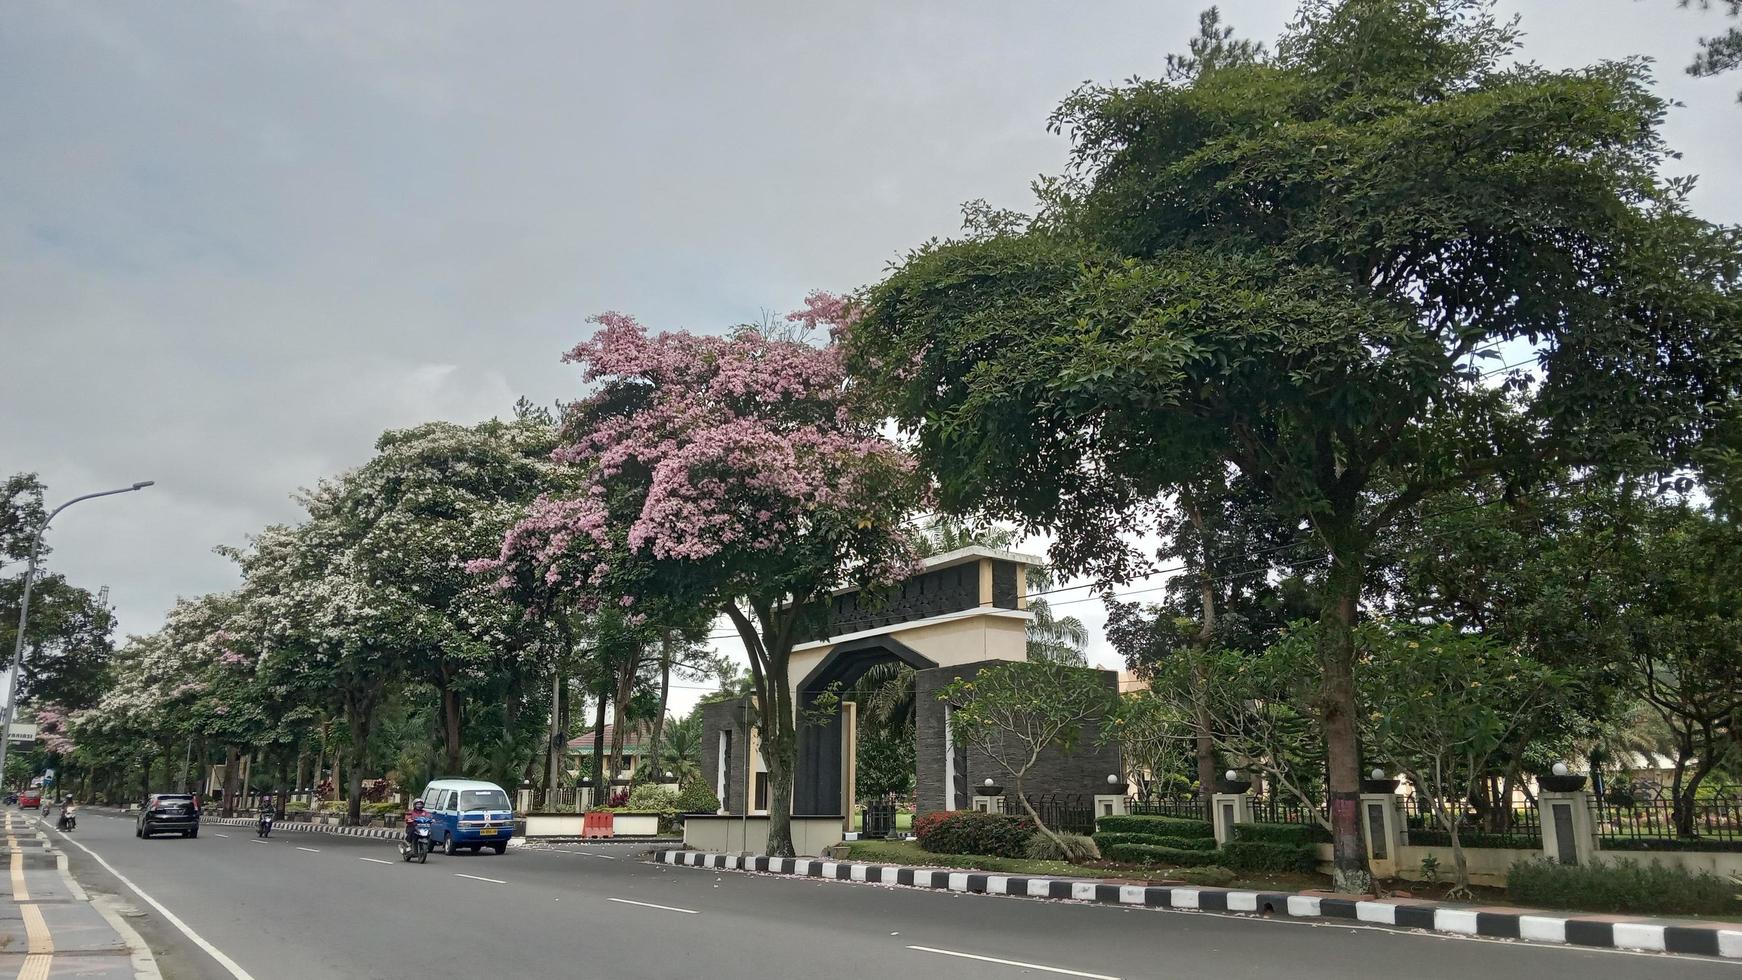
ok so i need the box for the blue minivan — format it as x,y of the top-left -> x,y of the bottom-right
417,778 -> 515,855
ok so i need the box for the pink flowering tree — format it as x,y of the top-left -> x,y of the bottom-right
478,296 -> 924,856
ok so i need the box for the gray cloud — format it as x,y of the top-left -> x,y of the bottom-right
3,1 -> 1736,705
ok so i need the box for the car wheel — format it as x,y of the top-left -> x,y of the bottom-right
492,842 -> 507,855
443,834 -> 457,856
189,828 -> 198,839
135,826 -> 144,838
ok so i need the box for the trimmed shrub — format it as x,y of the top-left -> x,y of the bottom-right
1105,843 -> 1222,867
674,780 -> 720,814
1219,840 -> 1319,873
1025,831 -> 1101,863
915,811 -> 1036,858
1599,837 -> 1742,853
623,784 -> 679,818
1507,858 -> 1738,916
1092,832 -> 1217,852
1095,814 -> 1214,838
1175,865 -> 1238,887
1230,822 -> 1331,845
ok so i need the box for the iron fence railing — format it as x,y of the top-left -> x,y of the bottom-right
1009,794 -> 1097,836
1594,796 -> 1742,848
1128,797 -> 1210,822
1401,795 -> 1541,848
1249,797 -> 1325,827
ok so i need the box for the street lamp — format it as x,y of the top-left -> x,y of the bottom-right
0,481 -> 154,789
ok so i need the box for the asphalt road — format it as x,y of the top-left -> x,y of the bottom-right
27,808 -> 1740,979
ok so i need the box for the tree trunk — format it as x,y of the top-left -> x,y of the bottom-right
609,652 -> 636,788
646,632 -> 674,784
590,684 -> 609,809
545,659 -> 564,807
344,692 -> 374,826
276,754 -> 291,819
221,746 -> 240,818
440,668 -> 463,776
1317,545 -> 1372,894
1185,487 -> 1221,803
140,754 -> 152,805
295,750 -> 310,801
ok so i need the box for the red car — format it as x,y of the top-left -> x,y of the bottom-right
17,790 -> 41,809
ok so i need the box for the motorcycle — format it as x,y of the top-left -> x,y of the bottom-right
257,813 -> 273,839
400,816 -> 432,864
56,806 -> 76,832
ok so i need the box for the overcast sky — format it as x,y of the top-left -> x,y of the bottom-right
4,0 -> 1738,714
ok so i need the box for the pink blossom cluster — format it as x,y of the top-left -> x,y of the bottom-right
479,299 -> 922,595
34,703 -> 75,755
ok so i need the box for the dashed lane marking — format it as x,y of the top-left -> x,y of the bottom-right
607,897 -> 699,915
453,873 -> 506,885
359,858 -> 394,865
905,946 -> 1119,980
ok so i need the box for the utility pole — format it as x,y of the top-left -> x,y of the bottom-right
0,482 -> 154,788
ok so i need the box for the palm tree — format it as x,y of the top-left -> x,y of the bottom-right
656,712 -> 705,784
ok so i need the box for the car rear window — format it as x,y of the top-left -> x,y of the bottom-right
459,789 -> 509,811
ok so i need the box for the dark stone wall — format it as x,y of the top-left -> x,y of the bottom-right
793,561 -> 981,644
991,560 -> 1019,610
701,697 -> 752,814
915,661 -> 1122,813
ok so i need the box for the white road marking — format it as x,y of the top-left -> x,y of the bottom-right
295,847 -> 320,853
47,826 -> 258,980
213,834 -> 229,838
246,839 -> 266,845
906,946 -> 1119,980
453,873 -> 506,884
359,858 -> 394,865
607,897 -> 699,915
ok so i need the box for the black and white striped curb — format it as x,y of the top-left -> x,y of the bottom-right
656,850 -> 1742,960
202,817 -> 405,841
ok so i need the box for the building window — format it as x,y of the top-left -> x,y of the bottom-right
753,772 -> 769,812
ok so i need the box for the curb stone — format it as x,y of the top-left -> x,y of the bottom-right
203,816 -> 405,840
654,850 -> 1742,960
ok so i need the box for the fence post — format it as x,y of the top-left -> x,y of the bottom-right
1211,793 -> 1251,846
1537,790 -> 1598,866
1358,792 -> 1403,879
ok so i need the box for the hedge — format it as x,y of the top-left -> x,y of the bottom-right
1599,836 -> 1742,853
1230,822 -> 1330,845
1095,814 -> 1214,838
1218,840 -> 1319,873
1092,832 -> 1217,852
915,810 -> 1036,858
1507,858 -> 1737,916
1104,843 -> 1222,867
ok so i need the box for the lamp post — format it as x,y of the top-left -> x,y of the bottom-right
0,481 -> 154,790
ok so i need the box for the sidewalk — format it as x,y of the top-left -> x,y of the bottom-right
1,812 -> 159,979
657,849 -> 1742,961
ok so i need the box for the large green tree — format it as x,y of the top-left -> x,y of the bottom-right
848,1 -> 1742,890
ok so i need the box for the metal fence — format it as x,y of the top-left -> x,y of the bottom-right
1249,797 -> 1325,827
1009,794 -> 1097,836
1401,796 -> 1542,848
1594,796 -> 1742,847
1128,797 -> 1210,822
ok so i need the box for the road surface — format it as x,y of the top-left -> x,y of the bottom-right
33,808 -> 1737,979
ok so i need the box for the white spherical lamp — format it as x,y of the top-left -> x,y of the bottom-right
1551,762 -> 1570,777
1370,767 -> 1386,781
1224,769 -> 1239,782
984,777 -> 994,788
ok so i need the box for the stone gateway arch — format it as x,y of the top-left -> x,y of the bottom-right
700,546 -> 1124,837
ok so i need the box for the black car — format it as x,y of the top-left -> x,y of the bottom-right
137,793 -> 200,838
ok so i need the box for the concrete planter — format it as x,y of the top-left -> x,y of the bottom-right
612,812 -> 661,836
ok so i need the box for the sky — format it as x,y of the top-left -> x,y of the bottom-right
3,0 -> 1738,717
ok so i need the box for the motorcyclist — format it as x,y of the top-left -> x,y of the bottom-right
56,797 -> 74,830
257,796 -> 275,830
404,798 -> 430,846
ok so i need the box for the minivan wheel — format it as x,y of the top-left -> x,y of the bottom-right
492,842 -> 507,855
443,834 -> 458,856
